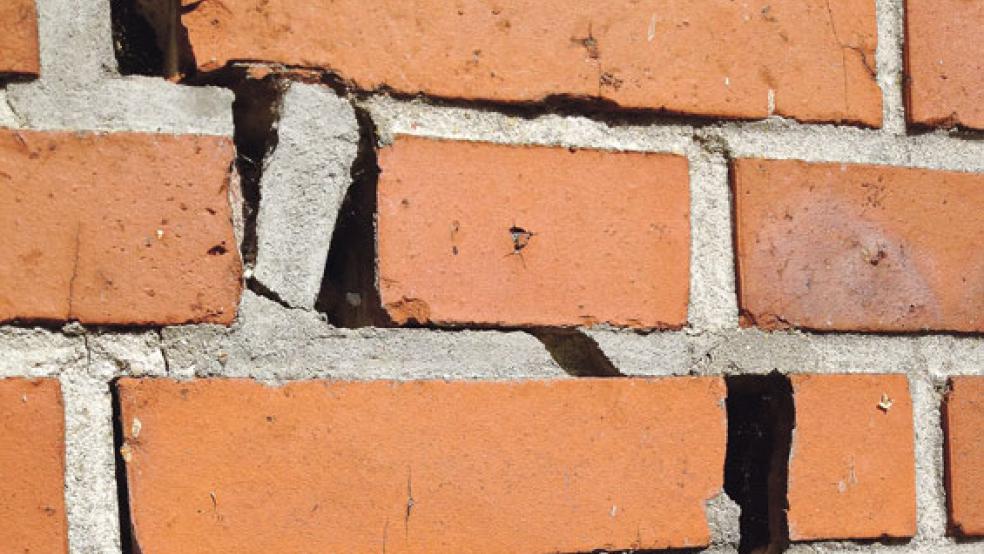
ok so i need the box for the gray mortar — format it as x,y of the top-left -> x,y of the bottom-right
33,0 -> 117,83
587,328 -> 984,378
687,148 -> 739,330
0,327 -> 86,378
0,0 -> 981,551
60,369 -> 122,554
88,331 -> 167,380
253,83 -> 360,309
6,78 -> 234,135
875,0 -> 906,135
161,291 -> 566,381
705,491 -> 742,552
4,0 -> 232,136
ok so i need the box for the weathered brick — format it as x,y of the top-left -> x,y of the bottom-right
0,379 -> 67,553
118,377 -> 726,552
0,129 -> 243,325
178,0 -> 881,125
944,376 -> 984,537
906,0 -> 984,129
734,159 -> 984,333
0,0 -> 39,77
377,136 -> 690,329
787,374 -> 916,541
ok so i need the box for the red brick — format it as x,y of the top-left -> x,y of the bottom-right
0,379 -> 67,553
0,0 -> 39,77
787,374 -> 916,541
376,136 -> 690,329
0,129 -> 243,325
734,159 -> 984,333
178,0 -> 881,125
906,0 -> 984,129
118,377 -> 726,552
944,377 -> 984,537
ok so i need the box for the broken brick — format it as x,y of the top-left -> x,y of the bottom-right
0,0 -> 40,78
787,374 -> 916,541
118,377 -> 727,552
0,379 -> 67,553
734,158 -> 984,333
376,135 -> 691,329
944,376 -> 984,537
175,0 -> 881,125
906,0 -> 984,129
0,129 -> 243,325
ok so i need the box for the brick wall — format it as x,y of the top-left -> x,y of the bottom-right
0,1 -> 982,553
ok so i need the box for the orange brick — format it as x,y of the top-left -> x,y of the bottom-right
0,379 -> 67,553
734,159 -> 984,333
944,377 -> 984,537
0,0 -> 39,77
377,136 -> 690,329
906,0 -> 984,129
179,0 -> 881,125
0,129 -> 243,325
118,377 -> 727,553
787,374 -> 916,541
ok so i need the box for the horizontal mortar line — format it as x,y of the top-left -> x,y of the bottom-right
364,97 -> 984,172
2,327 -> 982,381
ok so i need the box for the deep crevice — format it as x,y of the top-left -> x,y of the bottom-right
723,372 -> 794,554
316,107 -> 390,327
228,73 -> 286,270
530,329 -> 623,377
110,379 -> 141,554
111,0 -> 196,78
110,0 -> 165,76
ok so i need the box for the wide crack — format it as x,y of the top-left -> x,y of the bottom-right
315,107 -> 390,326
724,372 -> 794,554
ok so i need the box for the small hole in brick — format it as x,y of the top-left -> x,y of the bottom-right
207,244 -> 228,256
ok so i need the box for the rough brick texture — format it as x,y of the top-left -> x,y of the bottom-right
944,376 -> 984,537
178,0 -> 881,125
0,0 -> 40,77
0,129 -> 243,325
118,377 -> 726,552
787,374 -> 916,541
734,159 -> 984,333
0,379 -> 67,553
906,0 -> 984,129
377,136 -> 690,329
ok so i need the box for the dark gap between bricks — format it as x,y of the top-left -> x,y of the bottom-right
230,73 -> 284,271
110,0 -> 197,77
110,379 -> 143,554
316,106 -> 391,326
529,329 -> 623,378
724,372 -> 794,554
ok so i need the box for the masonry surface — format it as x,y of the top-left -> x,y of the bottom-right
0,1 -> 982,553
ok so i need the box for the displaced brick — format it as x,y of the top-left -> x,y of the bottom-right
734,159 -> 984,333
906,0 -> 984,129
118,377 -> 726,552
0,0 -> 40,77
787,374 -> 916,541
377,136 -> 690,329
944,376 -> 984,537
177,0 -> 881,125
0,129 -> 243,325
0,379 -> 67,552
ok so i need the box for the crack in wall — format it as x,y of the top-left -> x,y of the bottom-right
724,373 -> 794,554
316,106 -> 389,327
530,329 -> 623,378
110,379 -> 142,554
